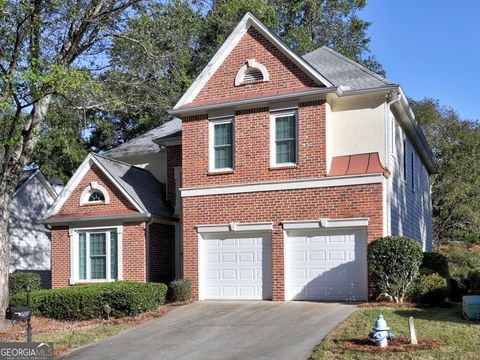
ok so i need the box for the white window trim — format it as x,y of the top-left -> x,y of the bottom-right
270,109 -> 298,168
69,225 -> 123,284
209,118 -> 234,173
80,181 -> 110,205
234,59 -> 270,86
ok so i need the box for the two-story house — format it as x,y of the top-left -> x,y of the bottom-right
44,13 -> 436,302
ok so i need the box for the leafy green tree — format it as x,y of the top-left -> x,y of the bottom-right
0,0 -> 141,318
411,98 -> 480,244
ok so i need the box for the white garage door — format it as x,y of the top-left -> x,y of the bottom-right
285,228 -> 367,301
200,233 -> 272,300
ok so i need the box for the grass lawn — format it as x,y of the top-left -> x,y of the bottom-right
312,304 -> 480,360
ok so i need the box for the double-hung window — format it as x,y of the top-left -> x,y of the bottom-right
271,110 -> 297,166
75,229 -> 120,282
209,119 -> 234,171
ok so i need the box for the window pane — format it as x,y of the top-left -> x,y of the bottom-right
214,146 -> 232,168
110,231 -> 118,280
79,233 -> 86,280
276,140 -> 295,163
276,116 -> 295,140
91,257 -> 106,279
88,191 -> 105,202
90,233 -> 106,279
214,123 -> 232,146
90,233 -> 106,255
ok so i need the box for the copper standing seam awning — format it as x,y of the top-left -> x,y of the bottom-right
328,152 -> 390,177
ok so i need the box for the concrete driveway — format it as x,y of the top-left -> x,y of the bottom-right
62,301 -> 357,360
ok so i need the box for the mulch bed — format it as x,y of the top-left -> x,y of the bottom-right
336,336 -> 444,352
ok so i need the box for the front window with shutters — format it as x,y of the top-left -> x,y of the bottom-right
271,110 -> 297,166
209,119 -> 234,171
75,228 -> 120,282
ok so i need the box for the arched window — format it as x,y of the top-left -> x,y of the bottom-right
80,182 -> 110,205
235,59 -> 269,86
88,191 -> 105,202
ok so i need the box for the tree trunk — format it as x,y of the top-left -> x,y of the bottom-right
0,94 -> 52,319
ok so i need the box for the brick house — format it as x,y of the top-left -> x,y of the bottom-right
44,13 -> 437,301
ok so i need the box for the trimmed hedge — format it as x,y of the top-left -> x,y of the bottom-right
467,270 -> 480,295
368,236 -> 423,303
169,279 -> 192,302
9,281 -> 167,320
408,273 -> 448,305
9,271 -> 42,295
420,252 -> 449,278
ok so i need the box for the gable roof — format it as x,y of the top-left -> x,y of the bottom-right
43,153 -> 173,221
106,118 -> 182,158
0,169 -> 58,199
173,12 -> 333,110
303,46 -> 393,91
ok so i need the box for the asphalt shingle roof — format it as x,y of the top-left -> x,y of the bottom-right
106,118 -> 182,158
92,154 -> 173,219
303,46 -> 393,90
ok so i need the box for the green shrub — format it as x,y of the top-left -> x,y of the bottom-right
408,273 -> 448,304
420,252 -> 449,278
448,275 -> 467,302
169,279 -> 192,302
9,281 -> 167,320
467,270 -> 480,295
368,236 -> 423,303
9,271 -> 42,295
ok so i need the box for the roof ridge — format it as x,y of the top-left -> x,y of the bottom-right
318,46 -> 391,85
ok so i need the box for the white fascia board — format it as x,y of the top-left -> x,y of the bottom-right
173,13 -> 331,110
43,154 -> 96,218
197,222 -> 273,234
181,173 -> 384,197
282,218 -> 369,230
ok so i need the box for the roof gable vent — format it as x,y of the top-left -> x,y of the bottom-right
235,59 -> 269,86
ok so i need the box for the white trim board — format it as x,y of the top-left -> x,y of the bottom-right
173,12 -> 332,110
44,154 -> 145,219
181,173 -> 384,197
197,222 -> 273,234
282,218 -> 369,230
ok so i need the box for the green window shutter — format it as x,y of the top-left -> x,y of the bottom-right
214,122 -> 233,168
275,115 -> 296,163
89,233 -> 106,279
79,233 -> 86,280
110,231 -> 118,280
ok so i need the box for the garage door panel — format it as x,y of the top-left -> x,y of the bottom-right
201,233 -> 272,300
286,229 -> 367,301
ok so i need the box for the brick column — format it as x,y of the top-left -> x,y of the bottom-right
271,224 -> 285,301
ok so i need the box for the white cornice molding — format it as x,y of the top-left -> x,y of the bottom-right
181,174 -> 383,197
197,222 -> 273,234
282,217 -> 369,230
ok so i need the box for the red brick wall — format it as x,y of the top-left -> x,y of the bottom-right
193,27 -> 321,104
148,223 -> 175,283
166,145 -> 182,206
122,222 -> 147,282
56,165 -> 138,217
51,226 -> 69,288
50,221 -> 147,287
183,184 -> 383,300
182,100 -> 326,187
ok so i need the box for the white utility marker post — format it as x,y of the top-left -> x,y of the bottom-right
409,316 -> 418,345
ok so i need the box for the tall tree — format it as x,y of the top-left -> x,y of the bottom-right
411,98 -> 480,245
0,0 -> 141,318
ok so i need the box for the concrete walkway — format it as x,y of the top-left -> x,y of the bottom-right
62,301 -> 356,360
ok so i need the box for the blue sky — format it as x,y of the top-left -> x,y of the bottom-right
360,1 -> 479,120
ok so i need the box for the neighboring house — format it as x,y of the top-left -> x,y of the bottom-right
44,13 -> 437,302
9,169 -> 61,287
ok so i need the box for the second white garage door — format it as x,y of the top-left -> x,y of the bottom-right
285,228 -> 368,301
200,233 -> 272,300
